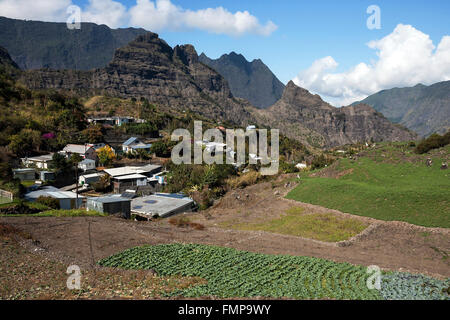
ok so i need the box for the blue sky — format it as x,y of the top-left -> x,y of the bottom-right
1,0 -> 449,105
67,0 -> 450,84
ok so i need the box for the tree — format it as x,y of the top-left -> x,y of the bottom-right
51,152 -> 70,172
151,140 -> 172,157
81,125 -> 104,143
70,153 -> 83,166
8,128 -> 41,156
97,145 -> 116,166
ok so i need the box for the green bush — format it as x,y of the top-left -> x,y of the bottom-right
36,196 -> 60,209
414,131 -> 450,154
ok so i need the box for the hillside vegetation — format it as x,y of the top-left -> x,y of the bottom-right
287,143 -> 450,228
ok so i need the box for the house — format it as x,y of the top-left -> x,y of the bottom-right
25,186 -> 84,210
21,154 -> 54,169
78,158 -> 96,171
87,116 -> 145,127
131,193 -> 195,219
40,171 -> 55,182
13,168 -> 36,181
246,125 -> 256,131
79,172 -> 105,186
103,165 -> 163,193
112,174 -> 148,194
122,137 -> 152,154
86,195 -> 131,219
62,144 -> 97,161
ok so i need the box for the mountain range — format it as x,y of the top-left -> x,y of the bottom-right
0,16 -> 146,70
199,52 -> 285,109
0,17 -> 418,148
353,82 -> 450,137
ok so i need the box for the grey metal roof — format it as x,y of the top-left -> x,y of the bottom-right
131,194 -> 194,217
87,195 -> 130,204
123,137 -> 138,146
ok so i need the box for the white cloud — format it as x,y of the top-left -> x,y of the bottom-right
0,0 -> 277,36
128,0 -> 277,36
293,24 -> 450,106
0,0 -> 71,22
82,0 -> 128,29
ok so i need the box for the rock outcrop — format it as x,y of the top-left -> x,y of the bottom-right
20,32 -> 255,125
199,52 -> 285,109
254,81 -> 417,148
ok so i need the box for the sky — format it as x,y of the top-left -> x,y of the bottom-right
0,0 -> 449,106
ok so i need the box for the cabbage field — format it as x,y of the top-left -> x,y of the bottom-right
98,243 -> 450,300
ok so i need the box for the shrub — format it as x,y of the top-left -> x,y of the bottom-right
226,171 -> 261,189
36,196 -> 60,209
414,131 -> 450,154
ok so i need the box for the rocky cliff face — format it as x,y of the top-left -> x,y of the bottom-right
199,52 -> 285,109
354,81 -> 450,137
20,32 -> 255,125
254,81 -> 417,148
0,16 -> 147,70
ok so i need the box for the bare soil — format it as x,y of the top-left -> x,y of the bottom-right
0,175 -> 448,299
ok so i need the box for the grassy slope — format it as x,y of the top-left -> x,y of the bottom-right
287,143 -> 450,228
220,207 -> 368,242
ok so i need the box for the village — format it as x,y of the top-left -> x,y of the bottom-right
9,116 -> 309,221
9,115 -> 200,220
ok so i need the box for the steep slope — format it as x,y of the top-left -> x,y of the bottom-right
199,52 -> 285,109
0,16 -> 147,70
354,81 -> 450,137
254,81 -> 417,148
0,45 -> 19,74
20,32 -> 255,126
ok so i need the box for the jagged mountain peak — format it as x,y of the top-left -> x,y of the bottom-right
199,52 -> 285,109
280,81 -> 332,110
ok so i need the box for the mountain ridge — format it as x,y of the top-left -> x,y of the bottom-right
354,81 -> 450,137
0,16 -> 147,70
199,52 -> 285,109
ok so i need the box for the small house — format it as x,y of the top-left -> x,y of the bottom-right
62,144 -> 97,161
112,174 -> 147,194
78,158 -> 96,171
86,195 -> 131,219
13,168 -> 36,181
122,137 -> 152,154
25,186 -> 84,210
79,172 -> 105,186
21,154 -> 54,169
40,171 -> 55,182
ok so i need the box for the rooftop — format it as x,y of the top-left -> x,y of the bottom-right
63,144 -> 94,154
23,154 -> 54,162
87,194 -> 130,203
25,186 -> 85,200
131,193 -> 194,217
104,165 -> 162,177
113,173 -> 147,181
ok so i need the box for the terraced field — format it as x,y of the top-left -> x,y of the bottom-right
98,243 -> 450,300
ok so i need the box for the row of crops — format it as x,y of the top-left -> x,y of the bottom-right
98,243 -> 450,300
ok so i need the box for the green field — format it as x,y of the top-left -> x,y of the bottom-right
98,243 -> 449,300
220,207 -> 368,242
287,144 -> 450,228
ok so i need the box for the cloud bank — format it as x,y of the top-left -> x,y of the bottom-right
293,24 -> 450,106
0,0 -> 277,37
